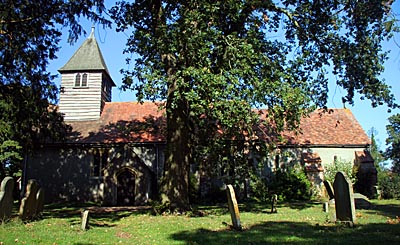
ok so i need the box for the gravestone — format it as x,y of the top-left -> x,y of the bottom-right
0,177 -> 14,220
354,193 -> 372,209
19,179 -> 39,220
333,172 -> 356,225
81,210 -> 90,230
323,180 -> 335,200
323,202 -> 329,213
270,194 -> 278,213
36,188 -> 45,217
226,184 -> 242,230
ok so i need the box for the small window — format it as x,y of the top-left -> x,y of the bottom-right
75,73 -> 88,87
75,73 -> 81,87
91,149 -> 108,177
82,73 -> 88,86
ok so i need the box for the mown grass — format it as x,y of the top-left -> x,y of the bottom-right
1,199 -> 399,244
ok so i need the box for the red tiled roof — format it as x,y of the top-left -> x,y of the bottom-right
65,102 -> 370,146
301,152 -> 322,163
281,109 -> 370,146
67,102 -> 165,143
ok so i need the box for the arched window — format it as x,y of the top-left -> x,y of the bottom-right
75,73 -> 88,87
75,73 -> 81,87
82,73 -> 88,86
91,148 -> 108,177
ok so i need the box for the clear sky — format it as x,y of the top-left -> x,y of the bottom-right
47,3 -> 400,154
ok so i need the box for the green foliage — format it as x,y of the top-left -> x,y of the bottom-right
378,171 -> 400,199
110,0 -> 398,209
249,175 -> 269,202
269,167 -> 312,202
368,127 -> 385,169
189,173 -> 200,204
385,114 -> 400,173
0,0 -> 110,177
0,140 -> 22,179
324,159 -> 356,184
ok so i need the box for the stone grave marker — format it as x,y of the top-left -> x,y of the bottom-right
323,202 -> 329,213
270,194 -> 278,213
19,179 -> 39,220
0,177 -> 14,220
333,172 -> 356,225
36,188 -> 45,217
354,193 -> 372,209
81,210 -> 90,230
226,184 -> 242,230
323,180 -> 335,200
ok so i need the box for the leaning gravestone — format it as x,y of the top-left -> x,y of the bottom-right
35,188 -> 45,217
226,184 -> 242,230
0,177 -> 14,220
333,172 -> 356,225
81,210 -> 90,230
323,180 -> 335,201
19,179 -> 39,220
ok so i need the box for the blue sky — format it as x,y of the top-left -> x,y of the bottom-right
47,4 -> 400,153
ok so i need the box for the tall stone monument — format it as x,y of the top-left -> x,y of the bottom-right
333,171 -> 356,225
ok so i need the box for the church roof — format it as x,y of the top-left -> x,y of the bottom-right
279,108 -> 371,146
67,102 -> 165,144
64,102 -> 370,147
58,27 -> 112,78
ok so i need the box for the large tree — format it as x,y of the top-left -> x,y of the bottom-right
386,114 -> 400,173
0,0 -> 110,179
110,0 -> 398,210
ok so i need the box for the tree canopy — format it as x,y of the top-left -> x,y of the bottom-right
386,113 -> 400,173
0,0 -> 110,179
110,0 -> 398,210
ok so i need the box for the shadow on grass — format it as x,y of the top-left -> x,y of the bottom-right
41,203 -> 152,227
170,221 -> 400,244
368,203 -> 400,218
196,201 -> 322,216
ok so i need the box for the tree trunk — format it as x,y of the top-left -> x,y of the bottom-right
160,91 -> 191,211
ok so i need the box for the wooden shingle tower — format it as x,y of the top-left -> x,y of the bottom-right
58,27 -> 115,121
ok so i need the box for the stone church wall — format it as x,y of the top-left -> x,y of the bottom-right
25,143 -> 164,205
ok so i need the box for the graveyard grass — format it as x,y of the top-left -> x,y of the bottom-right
1,199 -> 400,244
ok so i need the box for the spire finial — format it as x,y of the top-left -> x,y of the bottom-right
90,25 -> 95,38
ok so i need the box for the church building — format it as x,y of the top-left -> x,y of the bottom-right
24,28 -> 376,205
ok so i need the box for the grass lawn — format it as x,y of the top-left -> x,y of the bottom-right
1,199 -> 400,244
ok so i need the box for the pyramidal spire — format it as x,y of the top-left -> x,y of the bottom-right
58,26 -> 112,80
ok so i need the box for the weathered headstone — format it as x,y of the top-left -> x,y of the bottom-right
323,202 -> 329,213
354,193 -> 372,209
323,180 -> 335,200
36,188 -> 45,217
270,194 -> 278,213
81,210 -> 90,230
333,172 -> 356,225
0,177 -> 14,220
226,184 -> 242,230
19,179 -> 39,220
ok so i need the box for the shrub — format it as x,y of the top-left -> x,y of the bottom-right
324,159 -> 356,184
249,174 -> 269,202
378,171 -> 400,199
269,167 -> 312,202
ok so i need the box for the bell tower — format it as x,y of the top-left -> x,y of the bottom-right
58,27 -> 115,121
